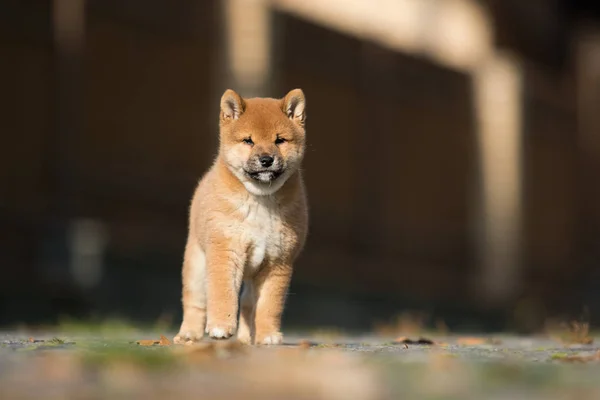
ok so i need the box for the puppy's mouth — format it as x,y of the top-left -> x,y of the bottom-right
244,169 -> 283,183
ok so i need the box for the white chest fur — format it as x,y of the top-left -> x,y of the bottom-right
236,196 -> 284,271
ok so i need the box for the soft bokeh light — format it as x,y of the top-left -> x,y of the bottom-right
2,0 -> 600,338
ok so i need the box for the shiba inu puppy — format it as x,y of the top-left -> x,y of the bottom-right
174,89 -> 308,345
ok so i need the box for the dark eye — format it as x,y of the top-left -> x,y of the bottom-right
242,137 -> 254,145
275,137 -> 287,145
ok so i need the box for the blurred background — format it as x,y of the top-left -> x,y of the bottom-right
1,0 -> 600,334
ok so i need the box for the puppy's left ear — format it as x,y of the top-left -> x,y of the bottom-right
282,89 -> 306,127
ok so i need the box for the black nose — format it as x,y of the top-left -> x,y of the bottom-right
259,155 -> 274,167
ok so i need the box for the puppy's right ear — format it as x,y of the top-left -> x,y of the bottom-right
220,89 -> 245,121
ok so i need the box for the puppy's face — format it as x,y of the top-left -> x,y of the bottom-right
219,89 -> 306,196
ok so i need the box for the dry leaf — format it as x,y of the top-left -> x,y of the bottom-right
28,337 -> 34,343
137,334 -> 171,346
298,340 -> 312,349
415,338 -> 435,345
393,337 -> 435,345
159,335 -> 171,346
136,339 -> 159,346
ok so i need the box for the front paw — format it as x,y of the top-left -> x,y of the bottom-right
257,332 -> 283,345
174,329 -> 204,344
206,322 -> 236,340
236,327 -> 253,345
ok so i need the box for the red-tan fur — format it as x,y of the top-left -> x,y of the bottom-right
174,89 -> 308,345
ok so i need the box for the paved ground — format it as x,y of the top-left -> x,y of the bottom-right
1,329 -> 600,399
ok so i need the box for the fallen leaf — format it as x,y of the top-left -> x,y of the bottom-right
298,340 -> 312,349
393,337 -> 435,345
136,340 -> 159,346
28,337 -> 34,343
159,335 -> 171,346
416,338 -> 435,345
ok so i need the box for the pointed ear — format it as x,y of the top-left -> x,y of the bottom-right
220,89 -> 245,121
282,89 -> 306,126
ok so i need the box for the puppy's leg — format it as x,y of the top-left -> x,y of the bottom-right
254,264 -> 293,345
205,245 -> 245,339
174,242 -> 207,343
237,280 -> 256,344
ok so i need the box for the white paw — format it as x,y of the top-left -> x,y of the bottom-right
207,325 -> 235,340
259,333 -> 283,345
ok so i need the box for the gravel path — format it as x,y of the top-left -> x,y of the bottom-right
1,331 -> 600,399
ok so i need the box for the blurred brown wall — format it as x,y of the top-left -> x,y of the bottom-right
279,15 -> 476,304
0,0 -> 598,328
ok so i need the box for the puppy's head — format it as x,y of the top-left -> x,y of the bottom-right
219,89 -> 306,196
